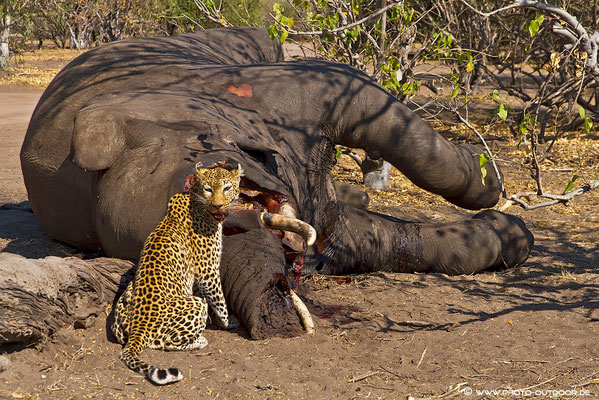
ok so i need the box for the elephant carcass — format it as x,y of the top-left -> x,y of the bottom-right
20,27 -> 533,339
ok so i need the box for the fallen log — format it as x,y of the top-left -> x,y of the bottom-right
0,253 -> 132,345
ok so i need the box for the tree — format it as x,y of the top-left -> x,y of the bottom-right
0,0 -> 11,68
426,0 -> 599,210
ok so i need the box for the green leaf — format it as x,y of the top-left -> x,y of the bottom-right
481,165 -> 487,185
267,25 -> 279,40
490,89 -> 500,101
562,174 -> 579,194
479,153 -> 490,168
582,117 -> 593,134
479,153 -> 490,185
578,106 -> 586,120
382,80 -> 397,91
520,119 -> 528,135
412,80 -> 421,94
527,14 -> 544,38
280,16 -> 294,28
279,31 -> 289,44
497,104 -> 508,120
451,83 -> 460,100
335,147 -> 342,159
466,59 -> 474,73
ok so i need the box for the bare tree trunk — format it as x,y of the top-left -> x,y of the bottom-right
0,3 -> 10,69
594,0 -> 598,32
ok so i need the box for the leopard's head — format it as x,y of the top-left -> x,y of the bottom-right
190,162 -> 244,223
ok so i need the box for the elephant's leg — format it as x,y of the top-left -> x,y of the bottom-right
309,203 -> 533,275
333,181 -> 370,209
413,209 -> 534,275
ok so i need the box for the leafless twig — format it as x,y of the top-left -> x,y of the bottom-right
416,347 -> 427,368
349,370 -> 380,382
500,180 -> 599,210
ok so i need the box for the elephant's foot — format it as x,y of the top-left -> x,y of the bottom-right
416,209 -> 534,274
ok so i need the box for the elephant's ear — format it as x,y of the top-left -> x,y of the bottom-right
183,174 -> 198,193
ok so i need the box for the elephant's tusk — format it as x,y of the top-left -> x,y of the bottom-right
260,211 -> 317,246
290,290 -> 314,334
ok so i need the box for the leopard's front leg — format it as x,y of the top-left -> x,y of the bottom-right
195,269 -> 239,329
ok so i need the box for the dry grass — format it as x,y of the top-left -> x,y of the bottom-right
0,48 -> 82,87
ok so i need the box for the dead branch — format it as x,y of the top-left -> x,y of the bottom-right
349,370 -> 380,382
193,0 -> 231,27
499,180 -> 599,211
416,346 -> 427,368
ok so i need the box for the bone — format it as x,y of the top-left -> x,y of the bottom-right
279,203 -> 307,252
260,211 -> 317,246
290,290 -> 314,334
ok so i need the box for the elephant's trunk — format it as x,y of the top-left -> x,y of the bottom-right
310,202 -> 533,275
213,61 -> 502,210
325,82 -> 500,210
220,230 -> 304,339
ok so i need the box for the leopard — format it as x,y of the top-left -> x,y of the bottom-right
111,162 -> 243,385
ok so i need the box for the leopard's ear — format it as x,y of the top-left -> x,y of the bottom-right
236,163 -> 245,178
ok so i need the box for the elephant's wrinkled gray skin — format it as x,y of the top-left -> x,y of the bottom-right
21,28 -> 533,281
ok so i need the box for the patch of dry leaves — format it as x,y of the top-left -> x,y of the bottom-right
0,48 -> 81,87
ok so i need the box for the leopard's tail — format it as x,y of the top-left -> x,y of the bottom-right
120,344 -> 183,385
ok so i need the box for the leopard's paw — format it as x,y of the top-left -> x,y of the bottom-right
224,314 -> 240,329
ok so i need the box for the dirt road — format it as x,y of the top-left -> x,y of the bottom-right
0,87 -> 42,204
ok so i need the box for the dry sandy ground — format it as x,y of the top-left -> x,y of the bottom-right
0,84 -> 598,400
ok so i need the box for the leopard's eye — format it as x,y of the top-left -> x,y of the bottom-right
223,184 -> 232,192
204,185 -> 213,193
